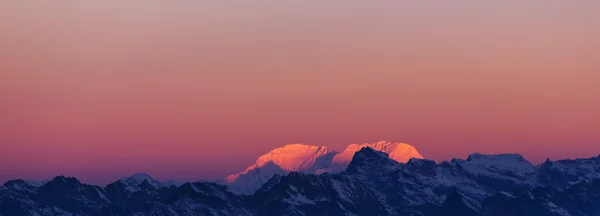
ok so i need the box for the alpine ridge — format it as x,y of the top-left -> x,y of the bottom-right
2,149 -> 600,215
321,141 -> 424,174
225,141 -> 423,194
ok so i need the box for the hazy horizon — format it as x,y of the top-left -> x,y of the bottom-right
1,140 -> 599,185
1,1 -> 599,184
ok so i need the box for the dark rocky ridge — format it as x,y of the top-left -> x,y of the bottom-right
2,148 -> 600,216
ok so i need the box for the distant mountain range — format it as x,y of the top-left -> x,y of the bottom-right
225,141 -> 424,194
2,143 -> 600,216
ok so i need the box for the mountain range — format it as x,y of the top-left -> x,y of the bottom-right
2,142 -> 600,216
225,141 -> 424,194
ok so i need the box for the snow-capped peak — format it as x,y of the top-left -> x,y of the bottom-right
124,173 -> 155,183
348,141 -> 423,163
466,153 -> 527,163
122,173 -> 163,188
255,144 -> 331,172
322,141 -> 423,173
224,141 -> 424,194
464,153 -> 534,173
225,144 -> 333,184
454,153 -> 538,188
2,180 -> 36,191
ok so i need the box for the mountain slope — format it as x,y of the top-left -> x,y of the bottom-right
321,141 -> 424,174
248,172 -> 392,216
537,155 -> 600,188
1,175 -> 250,216
225,141 -> 423,194
225,144 -> 335,194
345,147 -> 539,209
248,147 -> 600,216
3,148 -> 600,215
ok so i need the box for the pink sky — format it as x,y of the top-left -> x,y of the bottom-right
1,1 -> 599,184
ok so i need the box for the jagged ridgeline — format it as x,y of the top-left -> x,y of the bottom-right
225,141 -> 424,194
2,147 -> 600,216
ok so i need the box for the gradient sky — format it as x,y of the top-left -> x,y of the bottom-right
1,1 -> 599,184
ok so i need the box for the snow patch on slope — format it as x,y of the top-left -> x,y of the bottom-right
120,173 -> 182,191
225,144 -> 334,194
320,141 -> 423,174
225,141 -> 423,194
226,144 -> 332,183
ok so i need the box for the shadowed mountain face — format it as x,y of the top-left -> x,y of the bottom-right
2,149 -> 600,216
225,141 -> 424,194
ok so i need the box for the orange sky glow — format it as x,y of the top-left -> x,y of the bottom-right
1,1 -> 599,184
